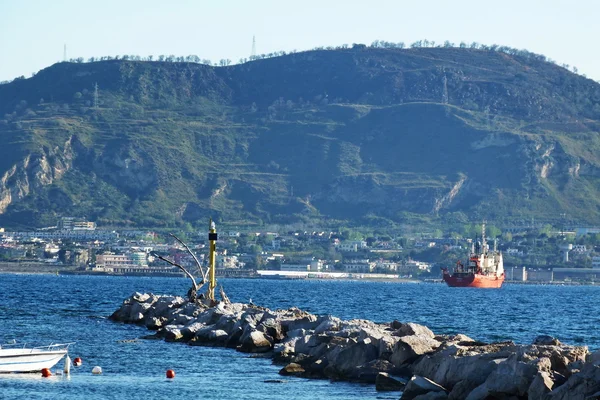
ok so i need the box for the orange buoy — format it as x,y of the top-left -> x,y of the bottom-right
41,368 -> 52,377
73,357 -> 82,367
166,369 -> 175,379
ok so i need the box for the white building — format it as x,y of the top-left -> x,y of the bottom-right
338,240 -> 368,252
15,230 -> 118,241
94,252 -> 149,273
280,263 -> 310,272
375,260 -> 398,272
343,259 -> 375,273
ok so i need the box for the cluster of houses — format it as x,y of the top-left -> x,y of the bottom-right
1,218 -> 600,283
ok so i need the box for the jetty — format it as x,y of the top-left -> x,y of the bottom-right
110,292 -> 600,399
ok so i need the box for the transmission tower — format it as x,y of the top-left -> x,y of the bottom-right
441,68 -> 448,104
251,35 -> 256,58
93,82 -> 99,109
63,44 -> 67,62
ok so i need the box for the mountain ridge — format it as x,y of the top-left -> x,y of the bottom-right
1,46 -> 599,229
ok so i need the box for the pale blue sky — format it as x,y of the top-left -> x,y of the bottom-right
1,0 -> 598,82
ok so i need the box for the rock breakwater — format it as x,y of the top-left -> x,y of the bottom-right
110,293 -> 600,399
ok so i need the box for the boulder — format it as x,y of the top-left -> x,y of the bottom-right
163,325 -> 185,342
464,383 -> 490,400
588,350 -> 600,366
375,372 -> 406,391
145,296 -> 185,321
393,322 -> 435,339
132,292 -> 152,303
110,300 -> 151,323
279,362 -> 305,376
281,314 -> 319,332
273,337 -> 301,362
546,363 -> 600,400
214,314 -> 240,336
325,341 -> 379,378
238,329 -> 273,353
528,371 -> 555,399
348,359 -> 397,383
448,380 -> 481,400
482,354 -> 538,397
314,316 -> 341,334
378,334 -> 398,359
534,335 -> 562,346
402,376 -> 447,400
411,344 -> 513,388
189,324 -> 230,345
389,335 -> 440,366
257,318 -> 285,341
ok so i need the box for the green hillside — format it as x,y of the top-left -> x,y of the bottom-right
0,46 -> 599,230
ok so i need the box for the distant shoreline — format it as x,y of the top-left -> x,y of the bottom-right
0,268 -> 598,286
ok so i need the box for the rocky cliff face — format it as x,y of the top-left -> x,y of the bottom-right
0,47 -> 599,228
0,138 -> 73,214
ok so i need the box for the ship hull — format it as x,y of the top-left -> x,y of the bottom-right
443,273 -> 504,288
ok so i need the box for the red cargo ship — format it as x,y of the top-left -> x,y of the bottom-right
442,223 -> 504,288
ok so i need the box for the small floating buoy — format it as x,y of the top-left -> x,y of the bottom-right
41,368 -> 52,377
166,369 -> 175,379
64,355 -> 71,375
92,366 -> 102,375
73,357 -> 82,367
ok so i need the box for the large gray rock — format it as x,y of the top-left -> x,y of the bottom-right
547,363 -> 600,400
534,335 -> 562,346
402,376 -> 447,400
189,328 -> 229,346
110,299 -> 152,323
411,343 -> 514,388
314,316 -> 341,334
145,296 -> 185,321
238,329 -> 273,353
448,380 -> 481,400
279,362 -> 305,376
257,317 -> 285,341
163,324 -> 185,342
325,341 -> 379,378
393,322 -> 435,339
348,359 -> 397,383
528,371 -> 554,399
390,335 -> 441,366
280,313 -> 319,332
588,350 -> 600,366
483,354 -> 538,397
375,372 -> 406,391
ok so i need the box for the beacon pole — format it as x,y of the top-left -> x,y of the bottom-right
207,218 -> 217,303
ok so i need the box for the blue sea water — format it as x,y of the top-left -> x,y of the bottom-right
0,275 -> 599,399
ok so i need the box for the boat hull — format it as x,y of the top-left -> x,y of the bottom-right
443,273 -> 504,288
0,349 -> 67,373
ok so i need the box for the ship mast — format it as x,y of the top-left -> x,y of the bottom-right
481,222 -> 487,254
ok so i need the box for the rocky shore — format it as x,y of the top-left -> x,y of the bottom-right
110,293 -> 600,399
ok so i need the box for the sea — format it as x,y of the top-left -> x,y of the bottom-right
1,274 -> 599,399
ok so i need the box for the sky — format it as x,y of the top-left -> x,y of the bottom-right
0,0 -> 598,82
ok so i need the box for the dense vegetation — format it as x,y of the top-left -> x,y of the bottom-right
1,45 -> 600,231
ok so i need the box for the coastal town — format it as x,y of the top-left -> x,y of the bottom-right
1,217 -> 600,284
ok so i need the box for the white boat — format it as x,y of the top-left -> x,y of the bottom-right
0,343 -> 73,373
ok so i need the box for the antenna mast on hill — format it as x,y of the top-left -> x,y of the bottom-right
251,35 -> 256,58
93,82 -> 99,109
442,68 -> 449,104
63,44 -> 67,62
